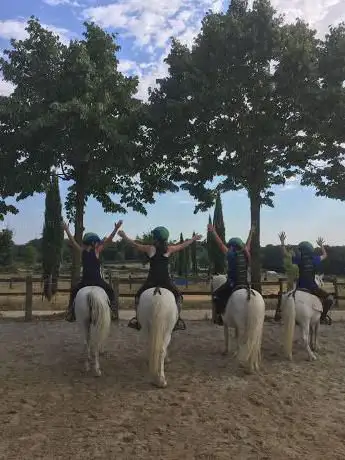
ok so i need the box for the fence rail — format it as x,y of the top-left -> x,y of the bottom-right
0,274 -> 343,322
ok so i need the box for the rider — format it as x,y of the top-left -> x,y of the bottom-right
64,220 -> 123,322
279,232 -> 333,324
117,226 -> 202,331
208,223 -> 255,325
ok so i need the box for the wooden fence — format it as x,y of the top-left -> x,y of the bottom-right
0,274 -> 344,322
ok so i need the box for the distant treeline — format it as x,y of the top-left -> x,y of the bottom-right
5,237 -> 345,277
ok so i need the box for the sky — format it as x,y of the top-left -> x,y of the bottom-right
0,0 -> 345,246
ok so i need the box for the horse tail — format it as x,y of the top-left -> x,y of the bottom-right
148,289 -> 169,379
87,289 -> 111,351
282,292 -> 296,360
237,290 -> 265,373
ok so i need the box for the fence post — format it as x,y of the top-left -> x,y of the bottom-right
274,278 -> 284,321
111,277 -> 119,321
9,278 -> 13,289
25,275 -> 33,322
129,273 -> 132,291
333,279 -> 339,308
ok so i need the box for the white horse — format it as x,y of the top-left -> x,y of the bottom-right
75,286 -> 111,376
137,287 -> 178,388
282,276 -> 335,361
211,275 -> 266,373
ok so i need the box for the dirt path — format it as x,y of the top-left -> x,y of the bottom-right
1,320 -> 345,459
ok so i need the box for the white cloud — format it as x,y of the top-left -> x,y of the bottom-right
43,0 -> 81,6
0,77 -> 14,96
0,19 -> 71,45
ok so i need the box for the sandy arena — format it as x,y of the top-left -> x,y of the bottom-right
1,319 -> 345,459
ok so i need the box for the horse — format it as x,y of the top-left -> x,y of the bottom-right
137,287 -> 178,388
282,277 -> 335,361
211,275 -> 266,373
74,286 -> 111,376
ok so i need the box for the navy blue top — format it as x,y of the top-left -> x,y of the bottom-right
81,249 -> 102,283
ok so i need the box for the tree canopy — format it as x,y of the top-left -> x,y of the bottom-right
0,17 -> 177,283
147,0 -> 321,289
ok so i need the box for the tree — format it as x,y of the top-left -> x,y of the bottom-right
0,18 -> 178,286
177,233 -> 185,276
206,215 -> 213,273
301,24 -> 345,204
184,243 -> 190,276
22,244 -> 37,267
0,228 -> 14,266
42,173 -> 64,300
212,192 -> 226,274
191,231 -> 198,275
148,0 -> 320,290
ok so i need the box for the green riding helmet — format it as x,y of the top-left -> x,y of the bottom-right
298,241 -> 314,254
152,226 -> 170,242
82,232 -> 101,245
227,237 -> 245,250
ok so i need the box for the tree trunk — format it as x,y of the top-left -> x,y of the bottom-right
249,192 -> 262,293
71,167 -> 87,288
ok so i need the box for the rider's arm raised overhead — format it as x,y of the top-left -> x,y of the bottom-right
97,220 -> 123,253
168,233 -> 202,255
118,230 -> 153,254
317,237 -> 327,261
63,222 -> 82,252
244,225 -> 255,261
207,224 -> 228,255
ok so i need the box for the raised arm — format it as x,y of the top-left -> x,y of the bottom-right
168,233 -> 202,254
63,222 -> 82,252
97,220 -> 123,253
278,231 -> 290,257
316,237 -> 327,261
207,224 -> 228,254
117,230 -> 153,254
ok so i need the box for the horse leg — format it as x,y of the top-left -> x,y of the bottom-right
233,326 -> 239,358
302,324 -> 317,361
85,327 -> 91,372
94,347 -> 101,377
222,325 -> 230,355
311,319 -> 320,352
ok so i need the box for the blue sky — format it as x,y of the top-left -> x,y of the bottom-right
1,0 -> 345,246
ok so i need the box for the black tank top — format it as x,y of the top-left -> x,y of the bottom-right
147,247 -> 170,283
82,249 -> 102,283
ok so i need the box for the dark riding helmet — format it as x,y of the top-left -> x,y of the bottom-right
298,241 -> 314,254
152,226 -> 169,242
82,232 -> 101,245
227,237 -> 245,250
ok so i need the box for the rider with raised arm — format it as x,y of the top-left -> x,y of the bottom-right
64,220 -> 123,322
209,223 -> 255,325
279,232 -> 333,324
117,226 -> 202,331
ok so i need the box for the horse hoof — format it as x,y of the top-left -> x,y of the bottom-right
95,369 -> 102,377
221,350 -> 228,356
309,354 -> 317,361
153,378 -> 167,388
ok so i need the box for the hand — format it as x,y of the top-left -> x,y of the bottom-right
115,220 -> 123,230
193,233 -> 203,241
117,230 -> 125,238
278,231 -> 286,244
316,237 -> 325,247
207,224 -> 215,233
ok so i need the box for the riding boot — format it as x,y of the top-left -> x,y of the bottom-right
320,296 -> 333,325
173,295 -> 186,331
65,294 -> 76,322
128,297 -> 141,330
212,296 -> 224,326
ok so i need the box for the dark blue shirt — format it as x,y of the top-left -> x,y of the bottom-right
292,254 -> 321,289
